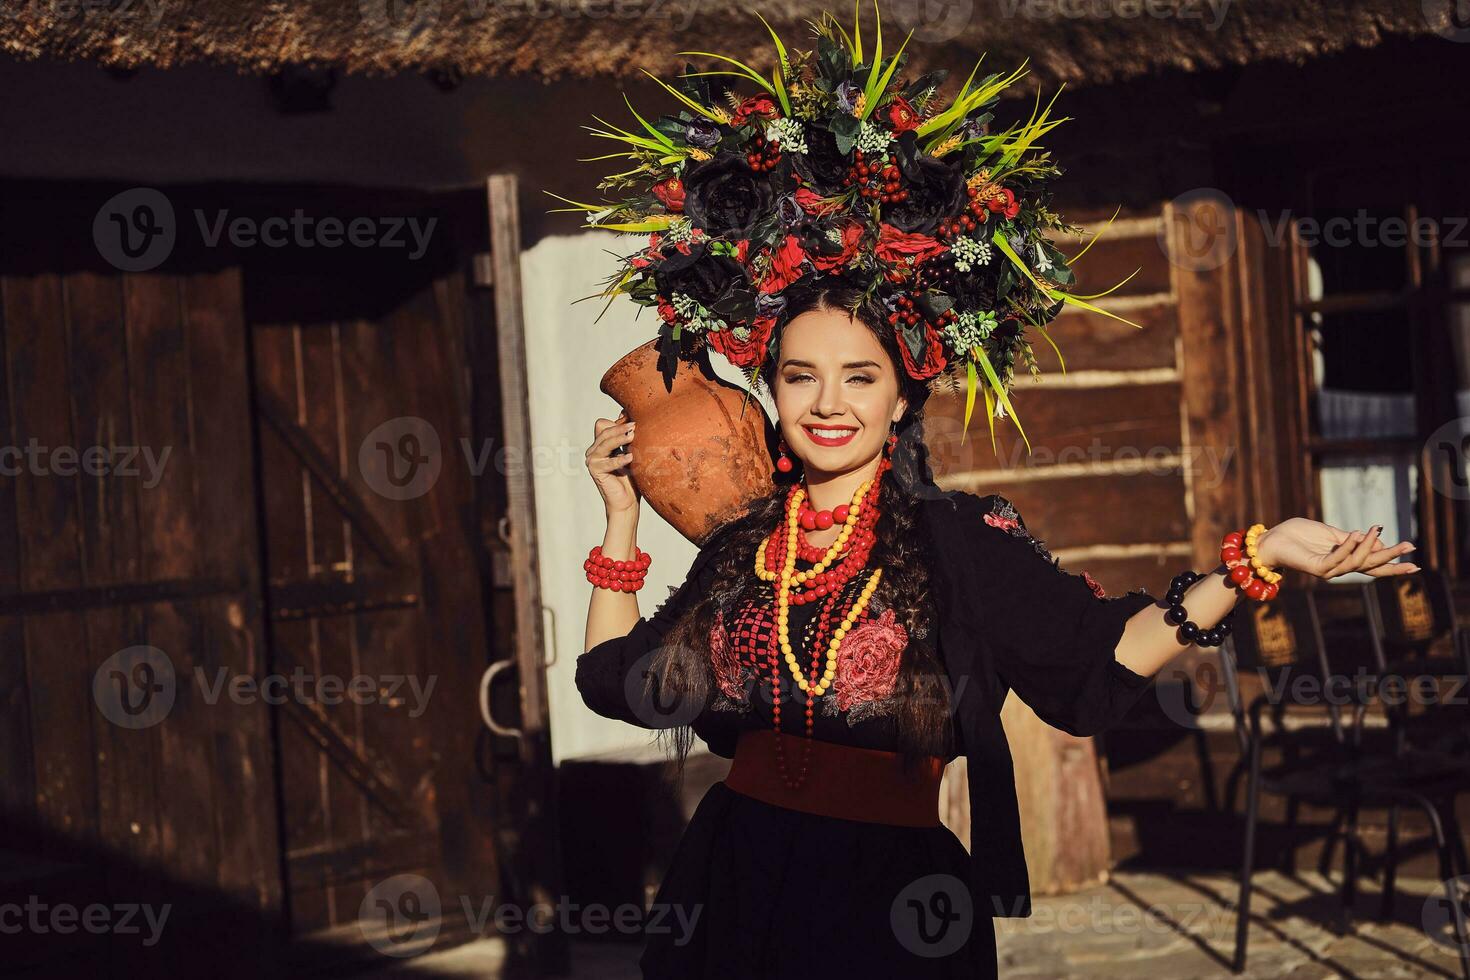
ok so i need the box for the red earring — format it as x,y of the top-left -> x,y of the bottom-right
775,438 -> 794,474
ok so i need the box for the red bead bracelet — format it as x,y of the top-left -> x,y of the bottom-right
1219,529 -> 1279,602
585,544 -> 652,592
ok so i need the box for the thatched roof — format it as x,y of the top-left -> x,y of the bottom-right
0,0 -> 1449,89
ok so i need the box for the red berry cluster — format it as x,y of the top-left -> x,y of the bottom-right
585,545 -> 652,592
935,185 -> 994,240
745,135 -> 782,173
885,293 -> 957,333
843,149 -> 906,203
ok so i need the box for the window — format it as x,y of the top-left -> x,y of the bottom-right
1280,164 -> 1465,574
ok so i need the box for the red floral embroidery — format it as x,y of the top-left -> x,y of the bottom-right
1082,571 -> 1106,598
709,609 -> 747,699
833,608 -> 907,711
983,511 -> 1020,533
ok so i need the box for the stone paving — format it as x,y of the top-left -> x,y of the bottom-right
355,871 -> 1468,979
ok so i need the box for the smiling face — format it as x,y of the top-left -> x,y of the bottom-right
773,304 -> 908,478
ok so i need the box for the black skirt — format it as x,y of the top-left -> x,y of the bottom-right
639,779 -> 997,979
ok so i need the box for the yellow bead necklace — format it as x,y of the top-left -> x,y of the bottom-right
752,480 -> 883,697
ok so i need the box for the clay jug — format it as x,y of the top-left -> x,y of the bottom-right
600,340 -> 776,545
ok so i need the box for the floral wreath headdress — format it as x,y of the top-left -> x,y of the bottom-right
548,1 -> 1141,449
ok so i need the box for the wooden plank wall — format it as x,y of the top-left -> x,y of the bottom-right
929,206 -> 1194,597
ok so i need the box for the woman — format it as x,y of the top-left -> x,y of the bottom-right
576,280 -> 1419,978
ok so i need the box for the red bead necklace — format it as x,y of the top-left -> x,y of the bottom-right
755,457 -> 891,788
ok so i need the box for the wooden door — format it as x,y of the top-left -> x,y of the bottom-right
1,181 -> 511,976
239,205 -> 502,966
0,182 -> 281,978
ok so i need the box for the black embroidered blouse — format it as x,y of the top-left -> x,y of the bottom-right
576,488 -> 1158,920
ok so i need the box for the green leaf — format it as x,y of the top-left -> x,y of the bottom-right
667,58 -> 773,102
962,360 -> 977,447
1037,324 -> 1066,374
973,345 -> 1029,453
622,94 -> 676,150
751,9 -> 793,116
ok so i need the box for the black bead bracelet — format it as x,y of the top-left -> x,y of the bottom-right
1164,570 -> 1234,648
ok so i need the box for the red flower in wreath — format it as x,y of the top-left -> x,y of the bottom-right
896,320 -> 949,380
731,94 -> 779,126
652,178 -> 685,212
833,608 -> 908,711
811,220 -> 864,272
759,234 -> 808,295
795,187 -> 843,217
986,187 -> 1020,220
875,224 -> 947,267
709,610 -> 746,699
708,316 -> 775,369
886,96 -> 922,133
657,295 -> 679,324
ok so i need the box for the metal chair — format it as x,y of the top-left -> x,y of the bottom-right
1357,569 -> 1470,921
1220,592 -> 1470,977
1363,568 -> 1470,759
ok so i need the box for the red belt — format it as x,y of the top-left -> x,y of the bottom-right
723,728 -> 945,828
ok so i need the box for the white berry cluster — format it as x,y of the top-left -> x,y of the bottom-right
765,118 -> 809,155
663,215 -> 696,244
950,236 -> 993,272
941,309 -> 999,356
856,119 -> 894,155
672,292 -> 726,333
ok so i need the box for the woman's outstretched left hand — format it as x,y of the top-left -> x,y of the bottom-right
1256,518 -> 1420,580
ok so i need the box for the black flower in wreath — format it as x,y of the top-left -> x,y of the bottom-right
683,152 -> 776,237
886,136 -> 966,235
652,241 -> 748,310
793,126 -> 851,195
